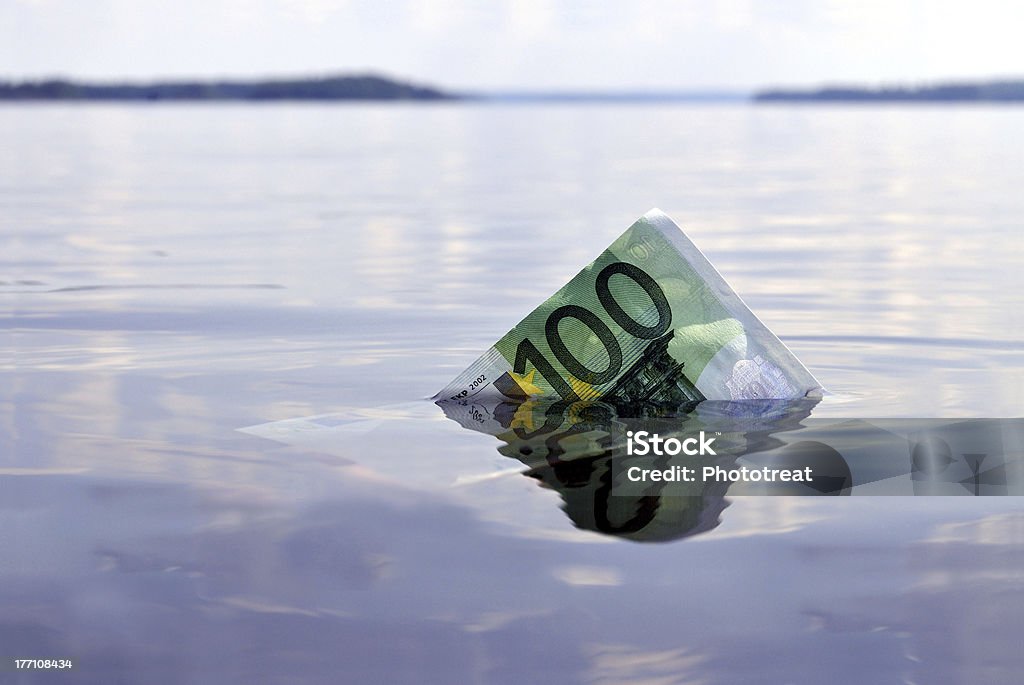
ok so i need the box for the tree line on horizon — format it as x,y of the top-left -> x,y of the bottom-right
0,74 -> 453,101
755,80 -> 1024,102
3,74 -> 1024,102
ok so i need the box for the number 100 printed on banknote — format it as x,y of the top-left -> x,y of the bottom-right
436,209 -> 822,405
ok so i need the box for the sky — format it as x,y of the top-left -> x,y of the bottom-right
3,0 -> 1024,91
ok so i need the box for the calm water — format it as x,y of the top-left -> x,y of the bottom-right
2,103 -> 1023,683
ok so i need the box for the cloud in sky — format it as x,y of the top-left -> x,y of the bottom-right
3,0 -> 1023,89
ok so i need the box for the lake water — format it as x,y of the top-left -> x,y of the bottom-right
2,103 -> 1023,683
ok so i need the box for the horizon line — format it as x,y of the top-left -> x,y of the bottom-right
3,73 -> 1024,104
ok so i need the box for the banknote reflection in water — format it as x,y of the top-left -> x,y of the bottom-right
440,397 -> 822,542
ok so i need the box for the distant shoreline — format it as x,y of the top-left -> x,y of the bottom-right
0,74 -> 455,101
754,80 -> 1024,103
3,74 -> 1024,104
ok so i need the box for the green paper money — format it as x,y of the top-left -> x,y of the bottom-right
436,209 -> 821,404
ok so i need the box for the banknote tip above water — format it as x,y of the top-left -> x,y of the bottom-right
437,209 -> 823,404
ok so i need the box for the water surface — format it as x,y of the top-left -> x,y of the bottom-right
2,103 -> 1023,683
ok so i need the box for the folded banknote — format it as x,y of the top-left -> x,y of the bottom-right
436,209 -> 821,404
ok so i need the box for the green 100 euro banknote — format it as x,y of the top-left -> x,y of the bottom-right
436,209 -> 822,405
